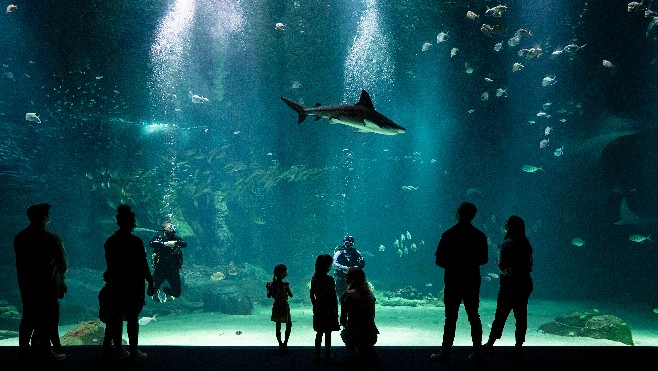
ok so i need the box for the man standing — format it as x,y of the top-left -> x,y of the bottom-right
432,202 -> 488,363
333,236 -> 365,297
149,221 -> 187,302
13,203 -> 68,361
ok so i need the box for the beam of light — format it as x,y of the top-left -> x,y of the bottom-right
149,0 -> 197,113
343,0 -> 394,103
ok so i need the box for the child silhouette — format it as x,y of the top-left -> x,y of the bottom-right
266,263 -> 293,352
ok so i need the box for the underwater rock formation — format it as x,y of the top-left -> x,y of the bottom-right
0,299 -> 21,334
202,282 -> 253,315
538,311 -> 634,345
60,320 -> 106,346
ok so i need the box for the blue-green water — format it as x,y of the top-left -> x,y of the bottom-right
1,0 -> 658,336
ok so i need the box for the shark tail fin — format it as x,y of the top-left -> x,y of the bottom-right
281,97 -> 307,125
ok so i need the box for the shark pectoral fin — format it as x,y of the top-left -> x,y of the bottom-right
353,129 -> 369,133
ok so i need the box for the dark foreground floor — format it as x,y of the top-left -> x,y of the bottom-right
2,346 -> 657,371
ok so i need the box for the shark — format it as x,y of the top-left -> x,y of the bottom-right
280,90 -> 406,135
615,197 -> 658,225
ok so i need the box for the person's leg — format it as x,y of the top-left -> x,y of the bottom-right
325,332 -> 332,359
275,322 -> 282,345
486,283 -> 514,346
463,284 -> 483,357
314,332 -> 322,360
152,268 -> 166,300
513,278 -> 533,347
126,304 -> 146,360
283,321 -> 292,345
164,268 -> 182,298
18,295 -> 35,357
441,284 -> 460,351
50,301 -> 63,355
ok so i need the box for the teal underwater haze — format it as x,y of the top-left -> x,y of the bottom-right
1,0 -> 658,339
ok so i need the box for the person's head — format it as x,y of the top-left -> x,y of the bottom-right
162,220 -> 176,234
504,215 -> 526,238
456,202 -> 477,223
27,203 -> 51,225
273,263 -> 288,280
345,267 -> 368,291
116,204 -> 136,231
343,235 -> 355,248
315,254 -> 333,274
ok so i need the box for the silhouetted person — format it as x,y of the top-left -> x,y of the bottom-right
340,267 -> 379,367
432,202 -> 488,363
13,203 -> 68,361
333,236 -> 365,297
310,254 -> 340,362
149,220 -> 187,302
102,205 -> 155,361
266,263 -> 293,353
484,215 -> 533,356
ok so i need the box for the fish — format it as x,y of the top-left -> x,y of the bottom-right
628,1 -> 643,12
450,47 -> 458,57
436,32 -> 448,43
275,22 -> 286,31
571,238 -> 585,247
562,44 -> 586,56
481,92 -> 489,101
406,231 -> 412,240
554,147 -> 564,157
485,5 -> 508,17
466,10 -> 479,20
542,76 -> 557,86
521,165 -> 543,173
493,42 -> 502,52
378,244 -> 385,252
629,234 -> 651,243
615,197 -> 658,225
602,60 -> 614,68
512,62 -> 524,72
425,283 -> 433,287
396,248 -> 403,257
138,314 -> 157,326
495,88 -> 507,97
410,243 -> 417,251
25,113 -> 41,123
518,47 -> 542,60
400,234 -> 405,241
539,139 -> 550,148
422,42 -> 432,51
280,90 -> 406,135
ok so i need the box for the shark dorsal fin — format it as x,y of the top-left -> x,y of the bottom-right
355,90 -> 374,109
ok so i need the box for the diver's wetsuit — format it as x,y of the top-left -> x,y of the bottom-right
333,246 -> 365,297
149,232 -> 187,298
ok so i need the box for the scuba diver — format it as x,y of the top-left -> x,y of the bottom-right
149,221 -> 187,303
333,236 -> 365,297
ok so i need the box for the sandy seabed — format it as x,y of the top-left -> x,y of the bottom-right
1,298 -> 655,347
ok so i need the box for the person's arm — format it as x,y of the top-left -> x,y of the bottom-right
435,234 -> 447,268
266,282 -> 272,298
479,233 -> 489,266
139,239 -> 154,287
333,250 -> 347,271
285,282 -> 293,298
175,236 -> 187,248
309,279 -> 316,306
149,234 -> 163,248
